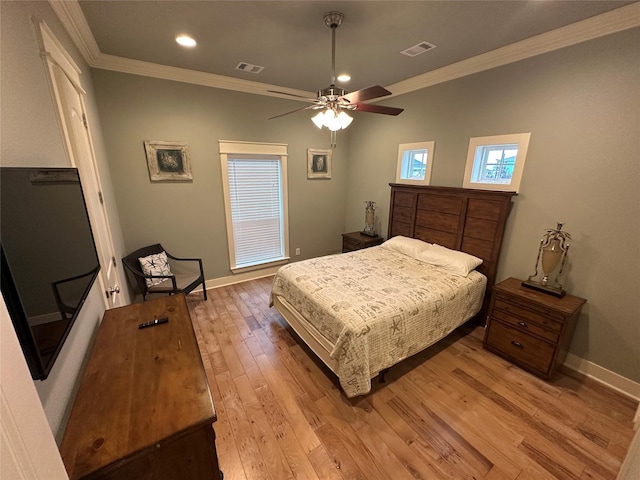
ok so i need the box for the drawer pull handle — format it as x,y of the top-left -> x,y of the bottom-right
511,341 -> 524,349
518,321 -> 528,328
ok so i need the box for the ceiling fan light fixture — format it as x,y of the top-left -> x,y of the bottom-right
268,11 -> 402,147
311,111 -> 326,129
311,109 -> 353,131
337,111 -> 353,129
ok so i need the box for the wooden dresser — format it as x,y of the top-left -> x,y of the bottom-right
483,277 -> 586,379
342,231 -> 383,252
60,295 -> 222,480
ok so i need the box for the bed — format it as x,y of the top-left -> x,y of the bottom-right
270,184 -> 517,397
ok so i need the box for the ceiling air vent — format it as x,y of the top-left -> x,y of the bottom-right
401,41 -> 437,57
235,62 -> 264,74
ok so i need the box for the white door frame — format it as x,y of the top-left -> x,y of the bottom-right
35,21 -> 122,308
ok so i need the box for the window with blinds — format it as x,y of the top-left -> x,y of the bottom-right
219,141 -> 289,272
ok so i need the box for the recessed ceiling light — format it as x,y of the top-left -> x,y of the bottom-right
337,74 -> 351,82
176,35 -> 196,48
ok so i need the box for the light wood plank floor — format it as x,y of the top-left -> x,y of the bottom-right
185,277 -> 637,480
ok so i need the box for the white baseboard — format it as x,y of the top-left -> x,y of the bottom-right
564,352 -> 640,403
563,354 -> 640,430
192,266 -> 279,295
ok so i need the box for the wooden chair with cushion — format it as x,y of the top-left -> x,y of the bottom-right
122,244 -> 207,301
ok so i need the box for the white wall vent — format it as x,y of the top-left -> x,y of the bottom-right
235,62 -> 264,74
401,42 -> 437,57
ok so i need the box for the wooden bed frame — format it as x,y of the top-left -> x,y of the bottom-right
273,184 -> 517,380
388,184 -> 516,316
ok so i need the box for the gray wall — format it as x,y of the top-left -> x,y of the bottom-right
346,28 -> 640,382
0,1 -> 127,439
91,71 -> 350,280
93,26 -> 639,383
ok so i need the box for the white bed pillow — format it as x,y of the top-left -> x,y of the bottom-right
380,236 -> 431,259
139,251 -> 172,287
417,244 -> 482,277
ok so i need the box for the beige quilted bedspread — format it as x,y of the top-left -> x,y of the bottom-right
270,246 -> 487,397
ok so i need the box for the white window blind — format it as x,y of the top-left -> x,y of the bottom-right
227,156 -> 284,269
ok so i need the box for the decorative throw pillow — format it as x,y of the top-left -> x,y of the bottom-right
139,251 -> 172,287
380,235 -> 431,259
416,244 -> 482,277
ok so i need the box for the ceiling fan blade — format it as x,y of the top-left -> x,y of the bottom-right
353,103 -> 404,116
268,104 -> 321,120
267,90 -> 318,102
341,85 -> 392,104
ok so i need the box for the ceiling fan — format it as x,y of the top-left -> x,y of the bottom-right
268,11 -> 404,147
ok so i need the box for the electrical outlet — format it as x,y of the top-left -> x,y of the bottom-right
295,248 -> 301,256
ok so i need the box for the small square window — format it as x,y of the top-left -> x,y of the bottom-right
395,141 -> 435,185
463,133 -> 530,192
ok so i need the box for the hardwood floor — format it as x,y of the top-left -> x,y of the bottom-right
185,277 -> 637,480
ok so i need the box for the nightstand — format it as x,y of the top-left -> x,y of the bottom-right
483,277 -> 586,379
342,231 -> 383,253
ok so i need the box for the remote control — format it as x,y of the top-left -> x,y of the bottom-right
138,317 -> 169,329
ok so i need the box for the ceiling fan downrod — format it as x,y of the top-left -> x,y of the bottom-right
267,10 -> 402,149
323,11 -> 344,88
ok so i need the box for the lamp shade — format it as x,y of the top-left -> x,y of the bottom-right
311,111 -> 326,129
336,111 -> 353,129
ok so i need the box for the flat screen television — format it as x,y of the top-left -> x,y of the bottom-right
1,167 -> 100,380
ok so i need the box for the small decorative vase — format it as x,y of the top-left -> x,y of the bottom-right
522,222 -> 572,297
362,201 -> 376,236
541,238 -> 564,285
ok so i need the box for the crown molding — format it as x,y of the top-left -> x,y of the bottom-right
47,0 -> 314,99
51,1 -> 640,100
48,0 -> 101,64
387,2 -> 640,97
92,53 -> 315,99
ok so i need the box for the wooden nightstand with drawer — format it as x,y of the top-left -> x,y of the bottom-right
483,277 -> 586,379
342,231 -> 383,253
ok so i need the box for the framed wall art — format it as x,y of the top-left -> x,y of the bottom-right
144,140 -> 192,182
307,148 -> 331,179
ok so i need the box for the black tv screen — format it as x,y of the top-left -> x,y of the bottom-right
1,167 -> 100,380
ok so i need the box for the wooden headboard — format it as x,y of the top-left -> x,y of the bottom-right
388,184 -> 517,315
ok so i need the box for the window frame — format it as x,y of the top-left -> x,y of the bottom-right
219,140 -> 289,273
395,141 -> 435,185
462,133 -> 531,192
